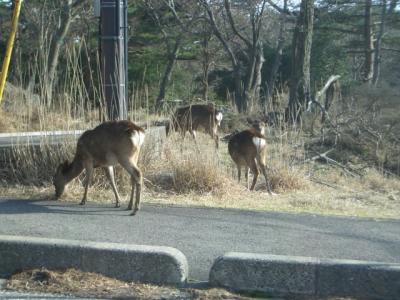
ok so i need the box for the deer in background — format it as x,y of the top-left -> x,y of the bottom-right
228,121 -> 273,193
166,104 -> 223,148
53,120 -> 145,216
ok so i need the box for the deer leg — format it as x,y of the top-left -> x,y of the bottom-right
257,157 -> 273,195
128,176 -> 136,211
237,165 -> 241,183
104,166 -> 121,208
245,166 -> 250,190
119,159 -> 142,215
249,158 -> 259,191
212,126 -> 219,149
190,130 -> 199,147
179,130 -> 187,153
133,178 -> 142,216
190,130 -> 201,152
190,129 -> 197,140
81,162 -> 94,205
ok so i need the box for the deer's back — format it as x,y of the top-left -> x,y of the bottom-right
174,104 -> 220,130
77,121 -> 144,166
228,129 -> 266,163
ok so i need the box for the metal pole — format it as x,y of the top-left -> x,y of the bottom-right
100,0 -> 127,121
124,0 -> 128,108
0,0 -> 23,106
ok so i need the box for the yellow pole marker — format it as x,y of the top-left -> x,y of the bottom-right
0,0 -> 23,106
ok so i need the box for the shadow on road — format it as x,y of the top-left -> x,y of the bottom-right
0,198 -> 127,216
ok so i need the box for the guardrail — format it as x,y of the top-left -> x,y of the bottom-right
0,127 -> 165,148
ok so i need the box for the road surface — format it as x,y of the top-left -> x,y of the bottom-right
0,198 -> 399,281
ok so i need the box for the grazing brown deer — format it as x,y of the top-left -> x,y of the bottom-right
228,121 -> 273,193
166,104 -> 223,148
53,120 -> 145,215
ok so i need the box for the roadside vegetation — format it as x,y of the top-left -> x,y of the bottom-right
6,268 -> 253,300
0,0 -> 399,220
6,268 -> 356,300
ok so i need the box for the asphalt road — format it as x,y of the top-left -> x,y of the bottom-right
0,198 -> 399,281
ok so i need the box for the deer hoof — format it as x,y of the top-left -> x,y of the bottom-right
115,203 -> 120,208
79,201 -> 86,206
130,210 -> 138,216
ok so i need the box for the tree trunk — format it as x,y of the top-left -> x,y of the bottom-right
155,39 -> 180,111
363,0 -> 374,84
233,65 -> 246,112
201,32 -> 212,101
287,0 -> 314,123
373,0 -> 388,85
389,0 -> 398,14
243,48 -> 256,111
264,0 -> 287,113
252,43 -> 265,111
45,1 -> 73,105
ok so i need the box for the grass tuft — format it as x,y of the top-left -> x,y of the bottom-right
164,134 -> 235,196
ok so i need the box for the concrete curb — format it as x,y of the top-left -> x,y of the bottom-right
0,235 -> 188,285
209,252 -> 400,300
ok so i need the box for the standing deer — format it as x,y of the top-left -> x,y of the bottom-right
228,121 -> 273,193
53,120 -> 145,216
166,104 -> 223,148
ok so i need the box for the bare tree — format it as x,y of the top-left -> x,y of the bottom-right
144,0 -> 201,111
363,0 -> 374,84
288,0 -> 314,122
199,0 -> 268,113
200,25 -> 213,102
21,0 -> 88,103
264,0 -> 288,113
372,0 -> 398,85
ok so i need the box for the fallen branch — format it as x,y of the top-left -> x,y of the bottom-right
315,75 -> 341,102
304,148 -> 335,163
309,149 -> 362,177
306,75 -> 341,134
309,177 -> 339,189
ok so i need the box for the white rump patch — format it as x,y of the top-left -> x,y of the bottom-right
253,137 -> 266,151
216,112 -> 223,126
131,131 -> 145,147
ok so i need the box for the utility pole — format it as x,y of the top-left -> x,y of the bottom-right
96,0 -> 128,121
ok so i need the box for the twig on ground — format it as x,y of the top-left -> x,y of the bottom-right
307,149 -> 362,177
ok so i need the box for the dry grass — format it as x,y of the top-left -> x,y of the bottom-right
2,130 -> 399,219
1,77 -> 400,220
5,268 -> 357,300
163,135 -> 236,196
6,268 -> 253,300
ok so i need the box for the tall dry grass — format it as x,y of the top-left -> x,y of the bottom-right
1,38 -> 399,219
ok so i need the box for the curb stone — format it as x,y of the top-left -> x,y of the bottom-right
209,252 -> 400,300
0,235 -> 188,285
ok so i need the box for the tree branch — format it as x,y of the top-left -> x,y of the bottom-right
223,0 -> 251,47
266,0 -> 296,17
199,0 -> 237,66
381,47 -> 400,53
